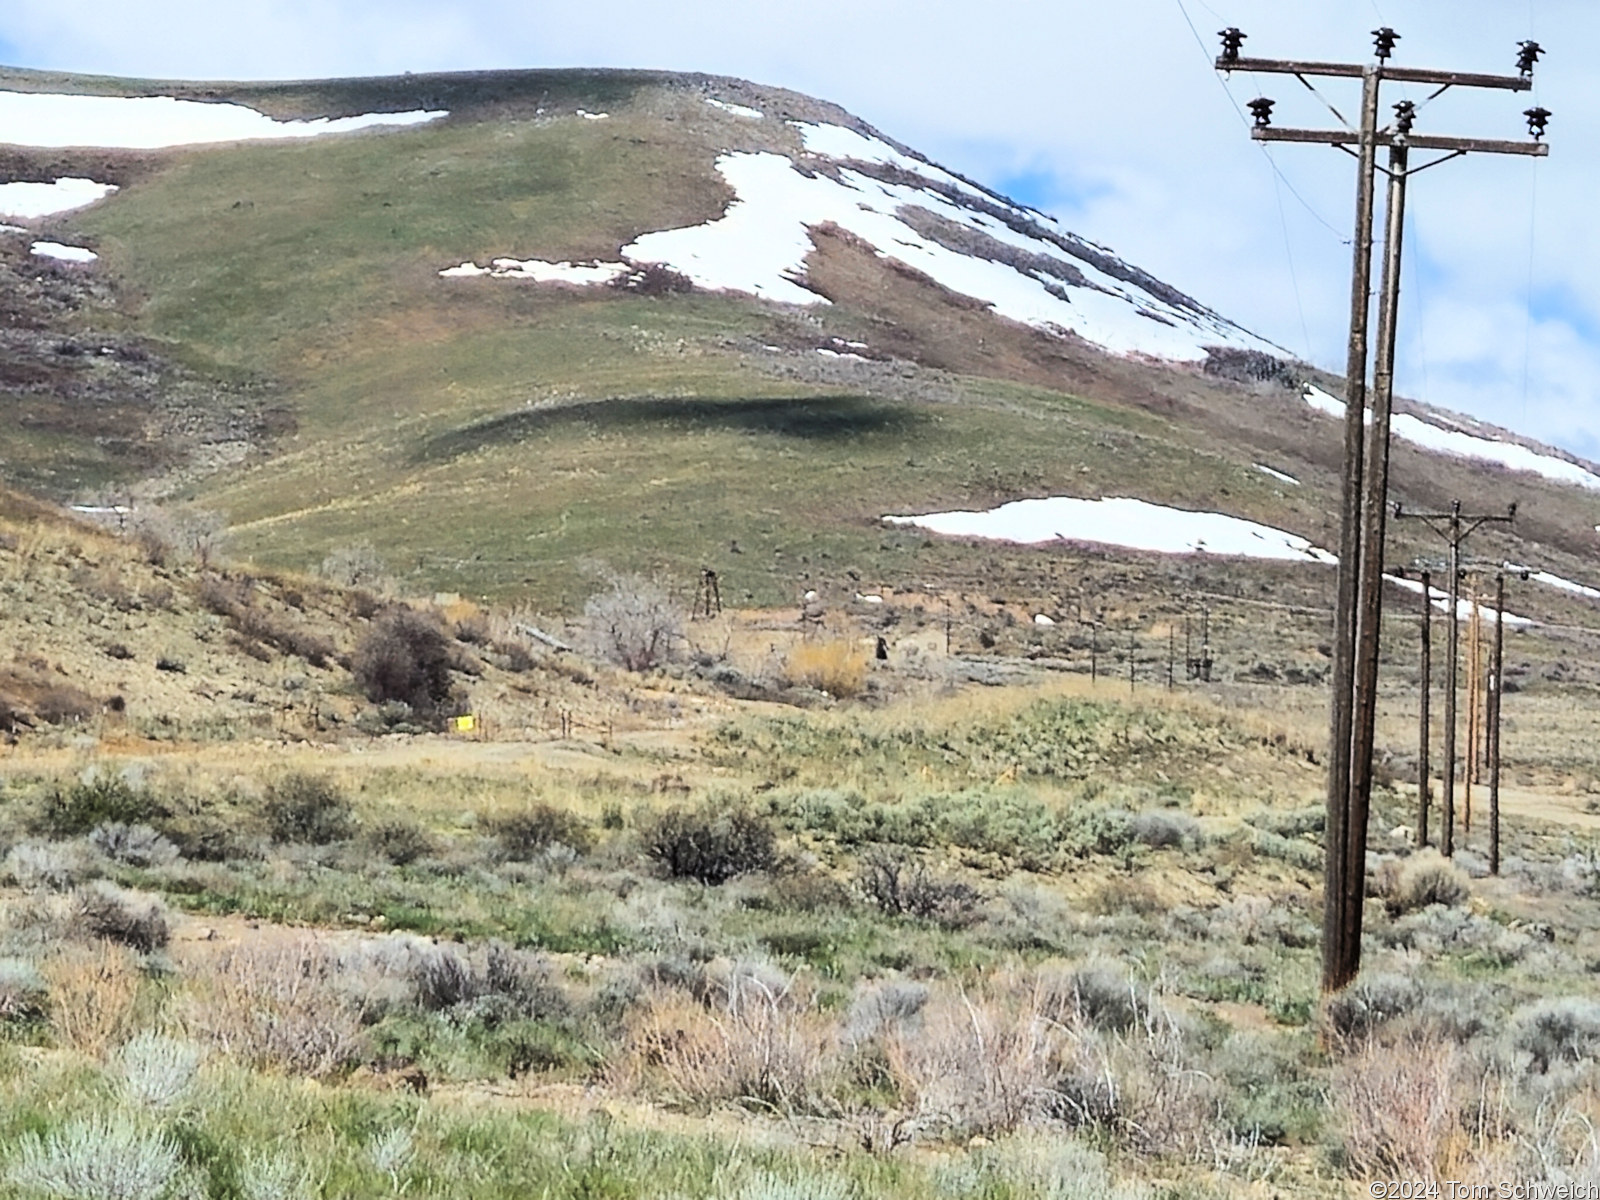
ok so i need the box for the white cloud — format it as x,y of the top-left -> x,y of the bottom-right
2,0 -> 1594,453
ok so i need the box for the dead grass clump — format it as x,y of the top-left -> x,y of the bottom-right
181,939 -> 365,1078
618,969 -> 837,1113
1333,1035 -> 1463,1179
43,941 -> 141,1056
784,638 -> 867,698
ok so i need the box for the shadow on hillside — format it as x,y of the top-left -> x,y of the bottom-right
415,395 -> 923,461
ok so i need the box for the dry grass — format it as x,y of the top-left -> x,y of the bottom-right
42,941 -> 141,1057
617,972 -> 839,1114
178,938 -> 365,1078
1334,1036 -> 1464,1179
785,638 -> 868,698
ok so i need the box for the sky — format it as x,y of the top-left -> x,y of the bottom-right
1,0 -> 1592,455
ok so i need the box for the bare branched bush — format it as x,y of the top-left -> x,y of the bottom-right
133,505 -> 228,569
855,849 -> 981,927
319,542 -> 391,592
181,939 -> 365,1077
6,1114 -> 180,1200
584,574 -> 682,671
1333,1035 -> 1462,1178
4,839 -> 101,892
640,802 -> 777,885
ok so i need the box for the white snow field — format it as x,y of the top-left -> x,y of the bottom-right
443,120 -> 1277,362
1304,385 -> 1600,491
883,496 -> 1338,564
440,258 -> 630,284
0,177 -> 117,219
0,90 -> 445,150
30,241 -> 96,262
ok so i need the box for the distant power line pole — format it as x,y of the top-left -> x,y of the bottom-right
1394,501 -> 1515,858
1218,27 -> 1548,994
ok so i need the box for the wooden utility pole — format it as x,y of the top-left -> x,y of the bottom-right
1219,26 -> 1547,992
1466,588 -> 1483,829
1488,572 -> 1506,875
1394,502 -> 1516,858
1418,569 -> 1432,848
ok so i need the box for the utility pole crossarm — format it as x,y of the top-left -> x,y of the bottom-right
1253,128 -> 1549,157
1218,56 -> 1532,91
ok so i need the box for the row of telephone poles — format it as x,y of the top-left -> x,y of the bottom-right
1217,27 -> 1549,991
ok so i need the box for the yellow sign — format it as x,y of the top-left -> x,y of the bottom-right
452,715 -> 477,733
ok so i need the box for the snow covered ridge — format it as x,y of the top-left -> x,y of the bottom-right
0,90 -> 446,150
441,120 -> 1277,363
1304,385 -> 1600,492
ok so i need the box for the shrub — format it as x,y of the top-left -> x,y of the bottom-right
584,574 -> 682,672
1512,996 -> 1600,1073
38,774 -> 165,836
488,803 -> 593,859
1325,972 -> 1421,1042
320,542 -> 390,591
182,940 -> 365,1077
238,1153 -> 311,1200
1387,850 -> 1471,914
352,606 -> 456,717
855,849 -> 982,928
784,638 -> 867,698
116,1032 -> 202,1109
89,822 -> 180,868
0,958 -> 48,1024
1049,964 -> 1142,1033
72,882 -> 170,952
1130,810 -> 1199,849
364,818 -> 434,866
6,1114 -> 181,1200
640,802 -> 777,884
4,840 -> 100,892
262,772 -> 355,845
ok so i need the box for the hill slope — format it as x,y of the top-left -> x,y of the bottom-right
2,65 -> 1599,626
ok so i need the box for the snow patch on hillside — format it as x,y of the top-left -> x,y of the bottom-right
706,98 -> 763,119
441,257 -> 629,284
1255,464 -> 1300,486
30,241 -> 96,262
1506,565 -> 1600,602
883,496 -> 1338,563
0,90 -> 444,150
442,122 -> 1274,363
1387,576 -> 1533,627
0,177 -> 117,218
1304,385 -> 1600,491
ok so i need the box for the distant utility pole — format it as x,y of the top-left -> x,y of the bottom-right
1488,571 -> 1506,876
1218,27 -> 1548,994
1394,501 -> 1515,858
1417,569 -> 1432,848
